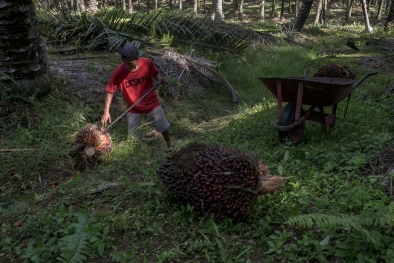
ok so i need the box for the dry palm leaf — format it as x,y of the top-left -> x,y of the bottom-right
149,48 -> 240,102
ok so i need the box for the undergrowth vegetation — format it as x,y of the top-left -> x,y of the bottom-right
1,14 -> 394,263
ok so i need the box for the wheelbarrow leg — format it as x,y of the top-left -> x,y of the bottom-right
327,103 -> 337,128
277,80 -> 305,146
277,102 -> 305,145
318,106 -> 328,132
276,80 -> 283,119
276,70 -> 309,146
295,81 -> 304,121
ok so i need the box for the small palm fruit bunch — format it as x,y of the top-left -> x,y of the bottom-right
313,64 -> 356,79
73,124 -> 112,163
157,143 -> 283,220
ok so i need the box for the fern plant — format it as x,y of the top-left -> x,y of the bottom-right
286,203 -> 394,261
57,212 -> 91,263
16,204 -> 112,263
287,202 -> 394,231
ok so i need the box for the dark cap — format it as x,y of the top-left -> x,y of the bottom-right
120,44 -> 139,61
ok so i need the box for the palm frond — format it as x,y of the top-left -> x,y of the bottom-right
184,56 -> 240,102
38,9 -> 252,54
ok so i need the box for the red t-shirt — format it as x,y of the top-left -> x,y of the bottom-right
105,57 -> 160,114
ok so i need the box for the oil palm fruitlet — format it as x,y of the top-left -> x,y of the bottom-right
157,143 -> 283,220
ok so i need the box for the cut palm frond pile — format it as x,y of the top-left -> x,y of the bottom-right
149,48 -> 240,102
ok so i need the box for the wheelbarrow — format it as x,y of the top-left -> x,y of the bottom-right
258,69 -> 377,145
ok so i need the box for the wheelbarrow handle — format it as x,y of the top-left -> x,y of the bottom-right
104,80 -> 164,131
351,72 -> 378,91
344,72 -> 377,118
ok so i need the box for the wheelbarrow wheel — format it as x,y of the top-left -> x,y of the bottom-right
278,102 -> 305,146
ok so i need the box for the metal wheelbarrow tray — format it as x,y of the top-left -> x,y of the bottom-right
258,70 -> 377,145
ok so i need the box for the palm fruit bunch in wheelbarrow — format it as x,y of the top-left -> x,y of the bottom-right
157,143 -> 283,220
70,124 -> 113,164
313,64 -> 356,79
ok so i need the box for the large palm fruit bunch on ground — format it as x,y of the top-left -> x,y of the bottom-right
157,143 -> 283,220
71,124 -> 113,164
313,64 -> 356,79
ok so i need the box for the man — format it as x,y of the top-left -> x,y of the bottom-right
101,44 -> 172,148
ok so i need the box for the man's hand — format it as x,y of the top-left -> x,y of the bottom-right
160,78 -> 169,85
101,112 -> 112,127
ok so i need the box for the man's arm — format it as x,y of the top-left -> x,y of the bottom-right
154,73 -> 168,84
101,92 -> 114,127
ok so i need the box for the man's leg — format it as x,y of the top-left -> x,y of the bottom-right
161,130 -> 172,148
147,106 -> 171,148
127,112 -> 142,138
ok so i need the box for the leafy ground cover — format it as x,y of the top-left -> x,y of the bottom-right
1,11 -> 394,263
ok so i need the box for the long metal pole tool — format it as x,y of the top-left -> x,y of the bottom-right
104,80 -> 163,131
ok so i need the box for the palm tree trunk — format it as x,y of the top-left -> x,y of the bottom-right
271,0 -> 277,18
321,0 -> 327,25
280,0 -> 285,20
76,0 -> 86,12
179,0 -> 183,12
314,0 -> 322,23
233,0 -> 237,16
387,0 -> 392,15
88,0 -> 98,12
128,0 -> 133,13
259,0 -> 265,20
361,0 -> 373,31
239,0 -> 244,19
376,0 -> 383,18
211,0 -> 224,21
53,0 -> 60,8
384,0 -> 394,27
0,0 -> 51,97
194,0 -> 198,15
283,0 -> 314,31
41,0 -> 49,9
345,0 -> 353,22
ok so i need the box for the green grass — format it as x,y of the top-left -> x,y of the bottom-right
2,24 -> 394,262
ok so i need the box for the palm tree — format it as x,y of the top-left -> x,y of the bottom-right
88,0 -> 99,12
128,0 -> 133,13
385,0 -> 394,28
76,0 -> 86,12
211,0 -> 224,21
345,0 -> 354,23
259,0 -> 265,21
282,0 -> 314,31
0,0 -> 51,97
361,0 -> 373,32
